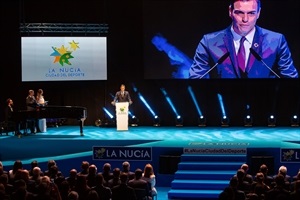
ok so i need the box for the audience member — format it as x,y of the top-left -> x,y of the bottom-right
100,163 -> 114,186
58,180 -> 71,200
8,160 -> 23,184
290,180 -> 300,200
91,173 -> 112,200
86,164 -> 98,188
74,175 -> 91,200
66,169 -> 78,191
271,165 -> 291,190
128,168 -> 150,199
0,162 -> 8,176
237,169 -> 252,194
68,190 -> 79,200
290,170 -> 300,192
292,170 -> 300,182
11,179 -> 36,200
228,177 -> 246,200
250,172 -> 270,199
0,183 -> 10,200
122,161 -> 135,181
77,161 -> 90,177
257,164 -> 273,187
0,174 -> 14,196
277,165 -> 291,182
20,169 -> 36,193
265,174 -> 290,200
240,163 -> 253,184
44,160 -> 63,178
29,160 -> 39,177
30,166 -> 42,193
108,168 -> 121,188
142,163 -> 157,197
86,190 -> 99,200
36,175 -> 62,200
111,172 -> 137,200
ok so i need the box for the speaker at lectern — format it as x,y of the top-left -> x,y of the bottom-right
115,102 -> 129,130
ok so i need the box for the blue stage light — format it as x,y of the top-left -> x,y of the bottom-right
221,115 -> 229,127
130,115 -> 139,127
268,115 -> 276,127
153,115 -> 161,126
218,93 -> 229,126
198,115 -> 206,127
101,107 -> 116,127
291,115 -> 299,126
160,88 -> 182,126
244,115 -> 253,127
176,115 -> 183,126
102,107 -> 114,119
188,86 -> 205,126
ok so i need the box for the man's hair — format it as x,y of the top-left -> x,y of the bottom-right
230,0 -> 261,10
6,98 -> 12,104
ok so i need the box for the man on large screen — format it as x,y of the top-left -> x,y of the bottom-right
189,0 -> 299,79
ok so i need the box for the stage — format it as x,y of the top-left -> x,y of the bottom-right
1,125 -> 300,199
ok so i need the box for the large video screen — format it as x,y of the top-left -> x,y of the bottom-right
143,0 -> 300,79
21,37 -> 107,81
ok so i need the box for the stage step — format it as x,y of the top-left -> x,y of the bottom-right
178,161 -> 242,170
171,179 -> 229,190
180,154 -> 246,162
174,170 -> 236,180
168,189 -> 223,199
168,154 -> 246,199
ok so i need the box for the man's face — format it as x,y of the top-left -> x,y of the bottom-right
229,0 -> 260,36
120,86 -> 125,91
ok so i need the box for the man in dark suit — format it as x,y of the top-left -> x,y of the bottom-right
111,84 -> 133,105
111,173 -> 136,200
3,98 -> 21,136
189,0 -> 298,79
128,168 -> 151,200
26,89 -> 38,133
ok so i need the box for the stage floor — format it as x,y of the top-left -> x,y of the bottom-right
1,125 -> 300,163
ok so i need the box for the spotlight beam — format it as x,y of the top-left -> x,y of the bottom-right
187,86 -> 203,116
217,93 -> 226,117
102,107 -> 114,119
138,94 -> 156,117
160,88 -> 179,117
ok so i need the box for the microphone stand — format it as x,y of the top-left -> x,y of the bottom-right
249,48 -> 280,78
199,52 -> 230,79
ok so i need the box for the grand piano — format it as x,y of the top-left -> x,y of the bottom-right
13,105 -> 87,136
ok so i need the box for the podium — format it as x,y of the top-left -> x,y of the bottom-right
115,102 -> 129,131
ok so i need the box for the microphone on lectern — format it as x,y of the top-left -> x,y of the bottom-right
199,52 -> 230,79
249,48 -> 280,78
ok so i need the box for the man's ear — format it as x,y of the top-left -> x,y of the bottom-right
229,5 -> 233,18
256,8 -> 261,20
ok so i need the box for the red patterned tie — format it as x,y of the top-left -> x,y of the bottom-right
237,36 -> 246,72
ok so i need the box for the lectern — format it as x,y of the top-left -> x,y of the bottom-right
115,102 -> 129,131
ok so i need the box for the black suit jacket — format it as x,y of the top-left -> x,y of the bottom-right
113,91 -> 132,103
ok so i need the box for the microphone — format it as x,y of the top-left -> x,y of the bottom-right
249,48 -> 280,78
199,52 -> 230,79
